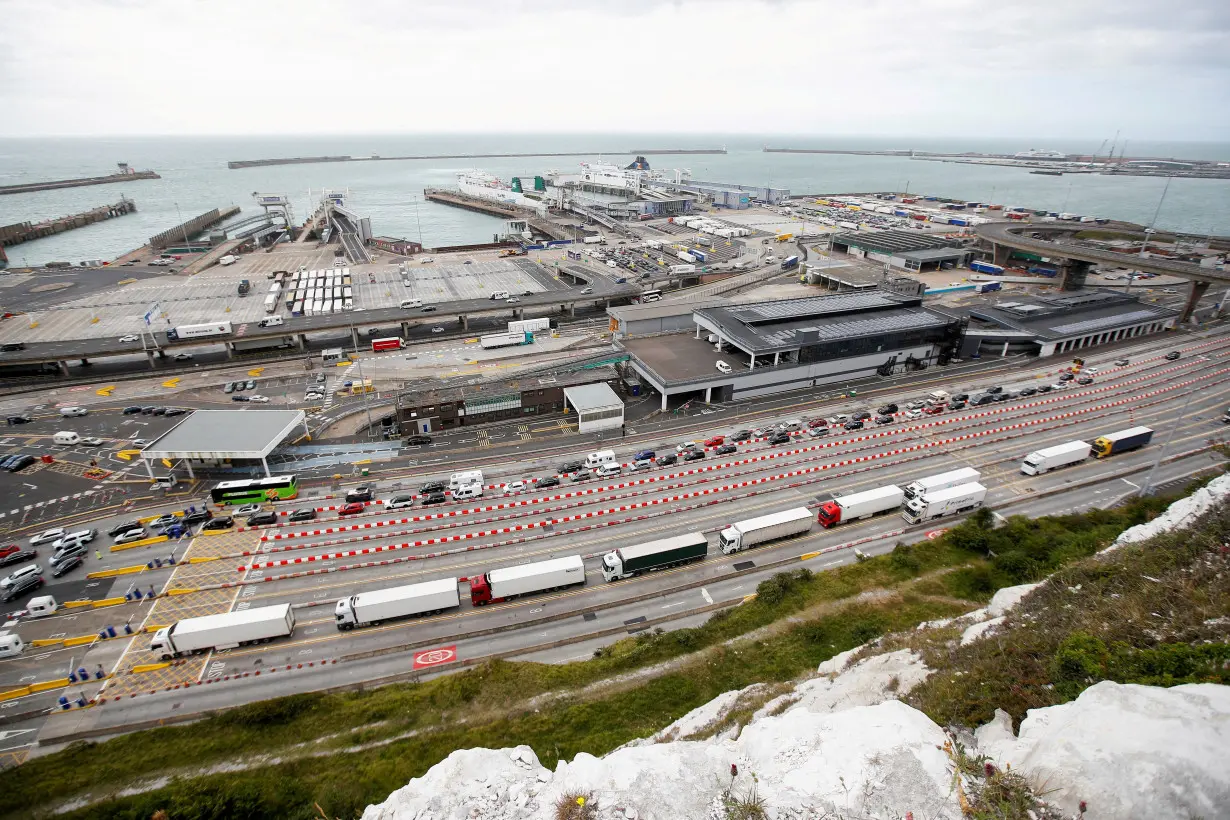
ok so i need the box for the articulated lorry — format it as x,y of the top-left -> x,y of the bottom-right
166,321 -> 233,342
901,482 -> 987,524
903,467 -> 981,500
718,507 -> 813,554
1092,426 -> 1153,458
1020,440 -> 1091,475
150,603 -> 295,660
817,485 -> 904,528
479,331 -> 530,350
335,578 -> 459,630
469,555 -> 585,605
601,533 -> 708,581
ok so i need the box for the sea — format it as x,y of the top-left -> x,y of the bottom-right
1,134 -> 1228,267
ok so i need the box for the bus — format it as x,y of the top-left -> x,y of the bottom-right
210,475 -> 299,505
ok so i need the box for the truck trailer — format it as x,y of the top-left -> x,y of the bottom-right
166,321 -> 233,342
974,281 -> 1002,293
781,255 -> 800,270
902,482 -> 987,524
371,337 -> 404,352
469,555 -> 585,605
508,318 -> 550,335
903,467 -> 981,500
969,261 -> 1004,275
718,507 -> 813,554
1092,426 -> 1154,458
335,578 -> 459,630
817,485 -> 904,528
602,533 -> 708,581
1020,440 -> 1091,475
479,331 -> 530,350
149,603 -> 295,660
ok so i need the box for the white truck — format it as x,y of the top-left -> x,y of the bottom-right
1020,440 -> 1091,475
219,255 -> 238,266
926,390 -> 950,405
335,578 -> 460,630
582,235 -> 605,245
469,555 -> 586,605
817,485 -> 905,528
903,466 -> 982,500
166,321 -> 234,342
669,264 -> 696,275
508,318 -> 550,334
901,482 -> 988,524
718,507 -> 813,554
149,603 -> 295,660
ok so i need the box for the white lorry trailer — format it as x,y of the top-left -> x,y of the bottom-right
903,466 -> 982,500
718,507 -> 814,554
335,578 -> 459,630
469,555 -> 585,605
150,603 -> 295,660
1020,440 -> 1091,475
817,485 -> 905,528
901,482 -> 988,524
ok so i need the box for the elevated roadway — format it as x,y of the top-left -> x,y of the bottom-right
976,221 -> 1229,320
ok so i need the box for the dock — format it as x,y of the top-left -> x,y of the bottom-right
423,189 -> 570,240
0,164 -> 159,196
0,198 -> 137,248
149,205 -> 241,250
228,148 -> 726,170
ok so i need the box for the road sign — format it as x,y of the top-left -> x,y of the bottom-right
413,645 -> 456,670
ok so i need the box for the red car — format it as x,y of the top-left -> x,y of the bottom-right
703,435 -> 725,447
807,418 -> 828,429
923,404 -> 945,415
338,502 -> 365,516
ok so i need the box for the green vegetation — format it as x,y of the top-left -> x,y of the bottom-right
3,477 -> 1215,820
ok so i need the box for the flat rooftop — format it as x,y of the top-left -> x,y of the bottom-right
144,409 -> 306,460
564,382 -> 622,412
621,333 -> 731,383
968,291 -> 1179,340
833,229 -> 962,255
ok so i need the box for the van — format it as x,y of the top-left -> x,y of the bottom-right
59,406 -> 88,417
489,291 -> 510,301
151,475 -> 178,489
584,450 -> 617,469
333,257 -> 346,268
53,432 -> 82,446
258,315 -> 284,328
715,360 -> 733,374
0,632 -> 23,657
448,470 -> 483,490
452,482 -> 483,500
595,462 -> 622,478
219,255 -> 238,266
641,293 -> 660,303
54,529 -> 97,549
400,298 -> 423,309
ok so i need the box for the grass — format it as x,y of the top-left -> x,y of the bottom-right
2,476 -> 1214,820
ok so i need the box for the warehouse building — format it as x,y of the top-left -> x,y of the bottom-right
619,291 -> 965,408
832,230 -> 970,272
563,383 -> 624,434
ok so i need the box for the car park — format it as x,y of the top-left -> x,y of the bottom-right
201,517 -> 234,531
246,511 -> 278,526
683,449 -> 706,461
29,528 -> 65,547
0,545 -> 36,567
404,435 -> 432,446
1165,351 -> 1181,360
715,443 -> 738,455
289,508 -> 317,522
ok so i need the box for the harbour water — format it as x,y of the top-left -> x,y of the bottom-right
1,134 -> 1228,267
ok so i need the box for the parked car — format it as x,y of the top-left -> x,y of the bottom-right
0,567 -> 42,603
875,415 -> 894,425
387,494 -> 415,509
715,443 -> 738,456
224,382 -> 237,393
245,380 -> 257,390
501,482 -> 526,496
404,435 -> 432,446
346,486 -> 373,503
703,435 -> 725,447
1018,387 -> 1037,396
1077,376 -> 1094,385
419,481 -> 446,495
905,409 -> 924,420
1115,359 -> 1130,367
123,406 -> 143,415
140,406 -> 157,415
985,386 -> 1004,394
657,453 -> 678,466
4,415 -> 31,426
201,517 -> 234,532
111,527 -> 148,545
338,503 -> 365,516
0,545 -> 37,568
949,400 -> 968,409
1035,385 -> 1053,394
7,455 -> 35,473
877,403 -> 898,415
844,420 -> 864,431
767,433 -> 791,445
231,395 -> 250,403
1165,351 -> 1181,361
174,352 -> 193,361
29,528 -> 65,547
1051,382 -> 1068,391
807,418 -> 828,429
971,395 -> 995,406
633,449 -> 656,462
828,414 -> 850,425
629,459 -> 652,472
289,508 -> 317,522
806,426 -> 829,438
923,405 -> 945,416
853,410 -> 872,421
164,408 -> 188,417
570,471 -> 593,483
731,430 -> 752,442
683,449 -> 706,461
950,393 -> 969,403
182,509 -> 212,526
234,504 -> 263,517
534,476 -> 560,489
558,461 -> 584,474
245,511 -> 278,526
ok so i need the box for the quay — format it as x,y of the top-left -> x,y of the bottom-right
148,205 -> 241,250
0,198 -> 137,248
423,189 -> 571,240
228,148 -> 726,170
0,163 -> 159,196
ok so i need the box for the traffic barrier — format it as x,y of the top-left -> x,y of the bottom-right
0,686 -> 32,702
110,534 -> 169,552
29,677 -> 70,693
62,599 -> 94,609
29,638 -> 63,647
86,565 -> 147,579
92,597 -> 127,609
93,658 -> 340,705
167,587 -> 197,595
197,527 -> 234,536
63,635 -> 98,648
131,662 -> 171,674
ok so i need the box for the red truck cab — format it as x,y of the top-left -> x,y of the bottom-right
816,503 -> 842,528
468,574 -> 496,606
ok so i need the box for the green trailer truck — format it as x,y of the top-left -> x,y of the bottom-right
602,532 -> 708,581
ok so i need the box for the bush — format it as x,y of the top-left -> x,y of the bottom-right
215,692 -> 324,728
889,542 -> 921,573
1050,632 -> 1110,698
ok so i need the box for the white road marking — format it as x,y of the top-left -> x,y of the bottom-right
1120,478 -> 1140,489
701,588 -> 713,605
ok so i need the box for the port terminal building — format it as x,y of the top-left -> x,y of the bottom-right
615,291 -> 964,408
831,230 -> 971,272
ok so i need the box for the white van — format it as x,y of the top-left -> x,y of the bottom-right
219,255 -> 238,266
448,470 -> 484,490
59,406 -> 88,417
595,462 -> 622,478
258,315 -> 284,328
333,257 -> 346,268
27,596 -> 57,618
53,431 -> 82,445
0,632 -> 23,657
452,483 -> 483,500
151,475 -> 178,489
400,298 -> 423,309
715,360 -> 733,374
489,291 -> 510,301
584,450 -> 617,469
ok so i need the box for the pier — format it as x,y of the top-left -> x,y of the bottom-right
149,205 -> 241,250
0,198 -> 137,248
422,189 -> 570,240
0,164 -> 159,196
228,148 -> 726,170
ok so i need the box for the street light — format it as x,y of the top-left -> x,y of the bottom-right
1140,359 -> 1203,496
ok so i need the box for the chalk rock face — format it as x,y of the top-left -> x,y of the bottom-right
1103,473 -> 1230,552
976,681 -> 1230,820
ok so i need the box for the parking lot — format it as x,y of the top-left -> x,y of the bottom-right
393,259 -> 552,307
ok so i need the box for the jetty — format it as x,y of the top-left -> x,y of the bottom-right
0,163 -> 160,196
228,148 -> 726,170
0,198 -> 137,248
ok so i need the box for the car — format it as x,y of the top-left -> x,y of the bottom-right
767,433 -> 791,445
1059,373 -> 1075,381
224,382 -> 236,394
29,528 -> 65,547
421,305 -> 437,313
806,418 -> 828,429
419,481 -> 447,495
404,435 -> 432,446
164,408 -> 187,416
245,380 -> 256,390
107,519 -> 145,537
1035,385 -> 1053,394
6,455 -> 35,473
247,395 -> 269,403
1051,382 -> 1068,391
951,393 -> 969,403
1162,288 -> 1177,294
246,511 -> 278,526
365,328 -> 381,337
731,430 -> 752,442
704,435 -> 725,447
777,420 -> 803,432
285,508 -> 316,524
994,393 -> 1012,403
76,436 -> 104,447
201,517 -> 234,531
314,373 -> 327,384
118,335 -> 139,343
0,568 -> 42,603
971,395 -> 995,406
752,426 -> 776,438
138,405 -> 156,415
502,482 -> 526,496
1115,359 -> 1130,367
122,405 -> 143,415
1165,351 -> 1181,361
534,476 -> 560,489
633,449 -> 656,462
431,326 -> 444,333
877,404 -> 898,415
2,563 -> 43,590
905,409 -> 923,420
182,509 -> 212,525
657,453 -> 678,466
853,410 -> 872,421
174,352 -> 193,361
0,546 -> 36,568
629,459 -> 652,472
580,287 -> 594,295
506,297 -> 520,303
347,486 -> 374,503
50,552 -> 83,577
304,391 -> 324,401
571,471 -> 593,482
1018,387 -> 1037,397
924,404 -> 946,415
844,420 -> 865,431
148,513 -> 181,530
676,441 -> 701,454
806,426 -> 829,438
715,444 -> 738,456
1077,376 -> 1094,385
5,415 -> 31,426
985,386 -> 1003,395
683,449 -> 707,461
151,407 -> 170,415
231,395 -> 250,402
558,461 -> 584,474
386,494 -> 416,510
828,414 -> 850,425
112,527 -> 148,545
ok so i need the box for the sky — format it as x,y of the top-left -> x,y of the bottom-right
1,0 -> 1228,140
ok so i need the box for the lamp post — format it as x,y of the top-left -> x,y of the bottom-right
1140,360 -> 1202,496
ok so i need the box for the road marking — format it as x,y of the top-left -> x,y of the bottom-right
700,588 -> 713,604
1120,478 -> 1140,489
661,601 -> 685,609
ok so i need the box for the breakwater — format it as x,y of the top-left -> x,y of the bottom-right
228,148 -> 727,169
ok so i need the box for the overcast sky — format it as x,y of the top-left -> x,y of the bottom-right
1,0 -> 1227,139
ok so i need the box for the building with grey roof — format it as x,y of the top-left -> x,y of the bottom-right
140,409 -> 308,480
832,229 -> 970,272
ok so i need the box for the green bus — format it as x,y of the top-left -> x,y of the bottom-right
210,475 -> 299,505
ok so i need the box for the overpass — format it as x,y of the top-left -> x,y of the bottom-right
976,221 -> 1228,321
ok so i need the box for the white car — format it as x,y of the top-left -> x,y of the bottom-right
503,481 -> 526,495
130,438 -> 151,447
248,395 -> 270,403
234,504 -> 263,517
174,353 -> 193,361
1051,382 -> 1068,391
905,409 -> 924,420
112,527 -> 148,545
431,326 -> 444,333
118,335 -> 139,343
29,528 -> 65,546
419,257 -> 434,264
506,297 -> 520,303
79,437 -> 104,446
386,495 -> 415,510
304,392 -> 324,401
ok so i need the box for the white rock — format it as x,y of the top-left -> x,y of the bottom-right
816,645 -> 861,676
985,582 -> 1042,617
976,681 -> 1230,819
960,615 -> 1005,646
757,649 -> 931,721
1103,473 -> 1230,553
